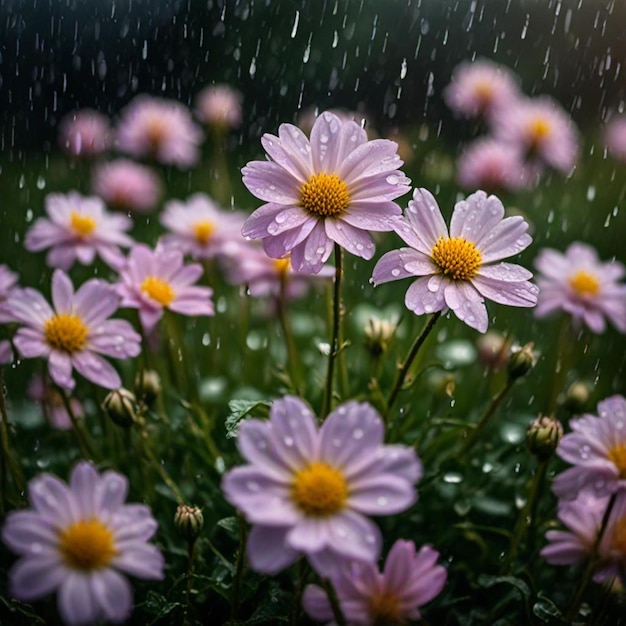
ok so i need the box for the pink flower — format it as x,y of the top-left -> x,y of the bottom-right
27,375 -> 84,430
2,462 -> 164,625
195,84 -> 243,128
372,189 -> 538,333
456,138 -> 538,192
552,395 -> 626,500
58,109 -> 111,157
115,95 -> 203,168
303,540 -> 447,625
117,243 -> 215,333
604,115 -> 626,162
0,340 -> 12,365
222,395 -> 422,575
25,192 -> 133,271
541,490 -> 626,583
92,159 -> 162,213
241,111 -> 411,274
443,59 -> 520,120
534,242 -> 626,333
7,269 -> 141,391
0,264 -> 19,323
491,96 -> 579,173
160,193 -> 245,259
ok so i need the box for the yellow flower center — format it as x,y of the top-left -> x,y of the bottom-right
370,591 -> 403,625
300,173 -> 350,217
431,236 -> 482,280
611,516 -> 626,554
528,117 -> 552,144
274,258 -> 291,275
473,80 -> 494,104
568,270 -> 600,297
291,462 -> 348,517
58,518 -> 117,571
608,444 -> 626,478
146,117 -> 167,148
141,276 -> 175,306
193,220 -> 215,244
44,314 -> 89,353
70,211 -> 96,237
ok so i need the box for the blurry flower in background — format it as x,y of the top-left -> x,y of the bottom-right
115,95 -> 203,168
0,340 -> 12,365
604,115 -> 626,162
116,243 -> 214,333
372,188 -> 538,333
241,110 -> 411,273
552,394 -> 626,500
58,109 -> 111,158
534,242 -> 626,333
27,375 -> 84,430
491,96 -> 579,174
443,59 -> 520,121
1,462 -> 164,625
222,395 -> 422,575
303,540 -> 447,625
7,269 -> 141,390
25,192 -> 133,271
194,84 -> 243,129
160,193 -> 245,260
0,264 -> 19,322
92,159 -> 162,213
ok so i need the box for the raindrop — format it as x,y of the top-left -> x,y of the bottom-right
442,471 -> 463,484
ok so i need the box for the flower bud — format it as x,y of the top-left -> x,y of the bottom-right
135,369 -> 161,405
561,381 -> 591,414
364,317 -> 396,356
527,414 -> 563,461
476,330 -> 508,370
102,388 -> 138,428
175,504 -> 204,544
507,342 -> 537,380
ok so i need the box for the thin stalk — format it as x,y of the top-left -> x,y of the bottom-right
164,312 -> 190,399
57,387 -> 97,460
183,540 -> 197,626
323,579 -> 346,626
321,244 -> 343,418
0,372 -> 25,497
547,317 -> 572,415
385,311 -> 441,418
136,427 -> 184,501
278,275 -> 302,395
564,492 -> 618,623
231,514 -> 247,622
290,559 -> 306,626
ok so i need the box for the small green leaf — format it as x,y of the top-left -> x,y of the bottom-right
477,574 -> 531,599
225,400 -> 271,438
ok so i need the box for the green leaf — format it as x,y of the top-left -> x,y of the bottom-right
225,400 -> 271,438
141,590 -> 183,623
532,592 -> 562,622
477,574 -> 531,599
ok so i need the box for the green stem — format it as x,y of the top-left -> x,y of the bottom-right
290,559 -> 306,626
564,492 -> 618,623
184,540 -> 197,626
278,275 -> 302,395
231,514 -> 247,622
57,387 -> 98,460
136,426 -> 184,501
548,317 -> 572,414
323,578 -> 346,626
385,311 -> 441,418
0,371 -> 25,498
322,244 -> 343,418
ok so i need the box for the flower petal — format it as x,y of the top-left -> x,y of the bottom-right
246,525 -> 300,574
9,556 -> 66,601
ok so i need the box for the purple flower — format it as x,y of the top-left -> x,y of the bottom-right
534,242 -> 626,334
241,111 -> 411,274
7,269 -> 141,390
2,462 -> 164,625
160,193 -> 245,260
491,96 -> 579,174
0,264 -> 19,323
553,395 -> 626,500
117,243 -> 215,333
25,192 -> 133,271
92,159 -> 162,213
541,490 -> 626,583
58,109 -> 111,158
372,189 -> 538,333
222,395 -> 422,575
115,95 -> 203,168
443,59 -> 520,120
194,84 -> 243,128
303,540 -> 447,625
604,115 -> 626,162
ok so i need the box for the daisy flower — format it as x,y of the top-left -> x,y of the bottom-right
541,490 -> 626,583
25,192 -> 133,271
160,193 -> 245,260
491,96 -> 579,173
372,188 -> 538,333
115,95 -> 203,168
303,540 -> 447,625
117,243 -> 215,333
92,159 -> 162,213
604,115 -> 626,162
1,462 -> 164,625
222,395 -> 422,575
552,395 -> 626,500
58,109 -> 111,158
241,110 -> 411,274
534,242 -> 626,334
7,269 -> 141,390
443,59 -> 520,120
194,84 -> 243,128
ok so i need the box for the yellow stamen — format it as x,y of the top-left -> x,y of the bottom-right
44,314 -> 89,353
193,220 -> 215,244
146,117 -> 166,148
291,462 -> 348,517
274,258 -> 291,275
369,591 -> 403,625
608,444 -> 626,478
70,212 -> 96,237
300,173 -> 350,217
528,117 -> 552,143
569,270 -> 600,297
58,518 -> 117,571
431,236 -> 482,280
141,276 -> 175,306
